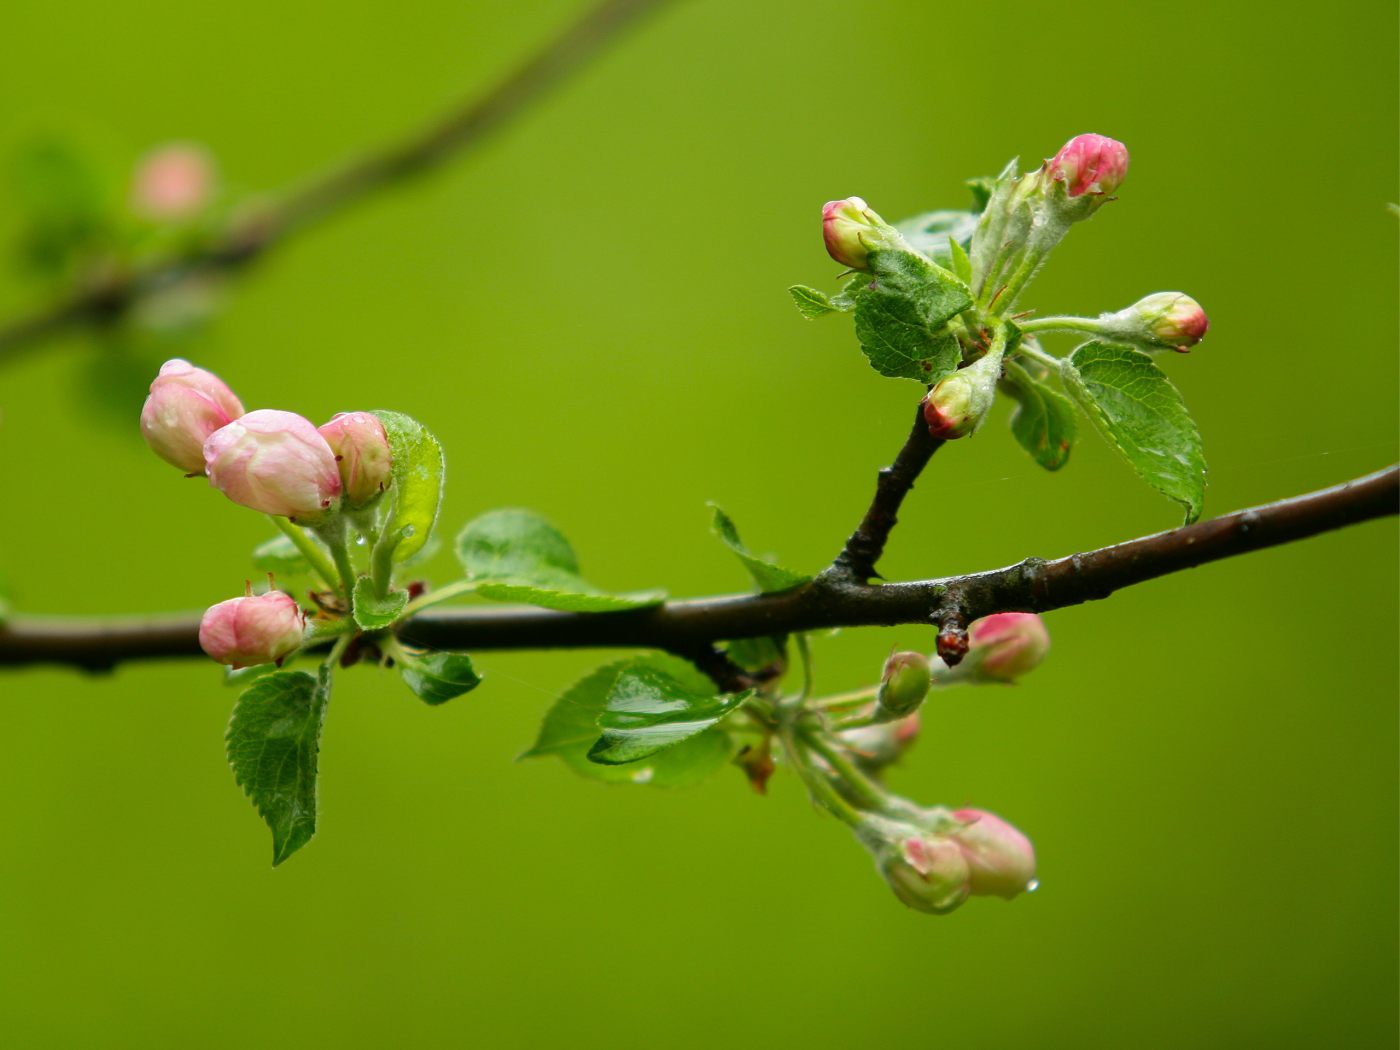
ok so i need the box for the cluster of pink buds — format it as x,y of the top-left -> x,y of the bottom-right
864,807 -> 1037,914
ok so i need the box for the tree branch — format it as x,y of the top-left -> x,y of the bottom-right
3,466 -> 1393,672
0,0 -> 676,361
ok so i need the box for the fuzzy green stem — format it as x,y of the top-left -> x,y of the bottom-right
799,725 -> 889,812
314,522 -> 360,603
776,725 -> 866,827
268,516 -> 339,592
1015,315 -> 1102,336
401,578 -> 478,618
1015,342 -> 1062,370
369,529 -> 401,600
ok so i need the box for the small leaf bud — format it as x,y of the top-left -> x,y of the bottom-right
203,409 -> 342,521
1102,292 -> 1210,353
822,197 -> 901,270
140,358 -> 245,474
317,412 -> 392,508
131,143 -> 215,221
874,651 -> 932,721
1048,133 -> 1129,202
199,590 -> 305,669
967,612 -> 1051,681
949,808 -> 1037,899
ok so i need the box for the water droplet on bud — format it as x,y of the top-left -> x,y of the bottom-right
1026,879 -> 1040,892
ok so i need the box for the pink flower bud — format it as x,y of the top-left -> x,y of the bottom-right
822,196 -> 897,270
875,651 -> 932,720
881,832 -> 971,914
139,358 -> 245,474
199,590 -> 305,669
922,372 -> 978,439
204,410 -> 342,521
950,808 -> 1037,899
131,143 -> 215,221
966,612 -> 1051,681
1048,133 -> 1129,199
1129,292 -> 1210,352
317,412 -> 392,508
842,711 -> 920,772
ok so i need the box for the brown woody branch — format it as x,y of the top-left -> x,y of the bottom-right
2,466 -> 1393,673
0,0 -> 675,360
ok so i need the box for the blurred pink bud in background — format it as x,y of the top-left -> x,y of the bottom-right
132,142 -> 215,221
966,612 -> 1051,681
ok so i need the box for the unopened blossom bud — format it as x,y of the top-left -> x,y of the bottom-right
842,711 -> 920,773
950,808 -> 1037,899
874,651 -> 931,721
1048,133 -> 1129,201
1101,292 -> 1210,353
923,347 -> 1002,440
199,590 -> 305,669
871,824 -> 971,915
967,612 -> 1051,681
140,358 -> 245,474
204,409 -> 342,521
822,196 -> 901,270
131,143 -> 215,221
317,412 -> 392,508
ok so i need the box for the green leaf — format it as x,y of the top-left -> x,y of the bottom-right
396,648 -> 482,705
352,577 -> 409,630
14,139 -> 111,277
852,249 -> 972,383
252,535 -> 309,576
947,235 -> 973,285
893,209 -> 978,267
588,665 -> 752,765
830,273 -> 871,310
708,504 -> 810,593
789,285 -> 837,319
725,635 -> 785,672
370,410 -> 444,563
225,666 -> 331,866
1060,342 -> 1207,523
523,655 -> 734,787
1000,360 -> 1078,471
965,176 -> 995,213
456,508 -> 665,611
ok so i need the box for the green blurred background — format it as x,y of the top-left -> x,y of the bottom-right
0,0 -> 1396,1045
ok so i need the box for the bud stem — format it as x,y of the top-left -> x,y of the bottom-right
400,578 -> 480,618
799,725 -> 890,813
311,518 -> 360,602
777,724 -> 867,828
1014,343 -> 1062,370
268,515 -> 340,593
1015,315 -> 1100,336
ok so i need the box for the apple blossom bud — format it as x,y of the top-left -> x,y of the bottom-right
869,824 -> 971,915
204,409 -> 342,521
841,711 -> 920,773
140,358 -> 245,474
822,197 -> 901,270
967,612 -> 1051,681
199,590 -> 305,669
874,651 -> 931,721
317,412 -> 392,508
950,808 -> 1037,899
1102,292 -> 1209,353
922,347 -> 1002,439
1048,133 -> 1129,200
132,143 -> 215,221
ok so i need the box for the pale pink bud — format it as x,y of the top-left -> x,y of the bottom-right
132,143 -> 215,221
822,196 -> 897,270
967,612 -> 1051,681
139,358 -> 245,474
204,409 -> 342,521
950,808 -> 1037,899
1048,133 -> 1129,199
199,590 -> 305,669
1131,292 -> 1210,352
881,833 -> 971,914
317,412 -> 392,508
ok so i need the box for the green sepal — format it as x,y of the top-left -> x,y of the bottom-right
789,285 -> 838,319
369,410 -> 444,563
456,508 -> 665,612
352,577 -> 409,630
708,503 -> 810,593
225,665 -> 331,866
1000,360 -> 1078,471
851,249 -> 972,383
395,648 -> 482,705
947,234 -> 973,285
587,664 -> 752,766
523,655 -> 735,787
1060,342 -> 1207,523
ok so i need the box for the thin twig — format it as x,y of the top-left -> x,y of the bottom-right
2,466 -> 1392,671
0,0 -> 676,361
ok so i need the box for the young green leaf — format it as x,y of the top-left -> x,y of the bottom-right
725,635 -> 785,672
225,666 -> 331,866
522,655 -> 734,787
1000,360 -> 1078,471
351,577 -> 409,630
588,664 -> 752,765
946,235 -> 973,285
252,534 -> 310,576
851,249 -> 972,383
893,209 -> 978,268
395,647 -> 482,705
456,508 -> 665,612
1060,342 -> 1207,523
789,285 -> 838,319
708,504 -> 810,593
370,410 -> 444,563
